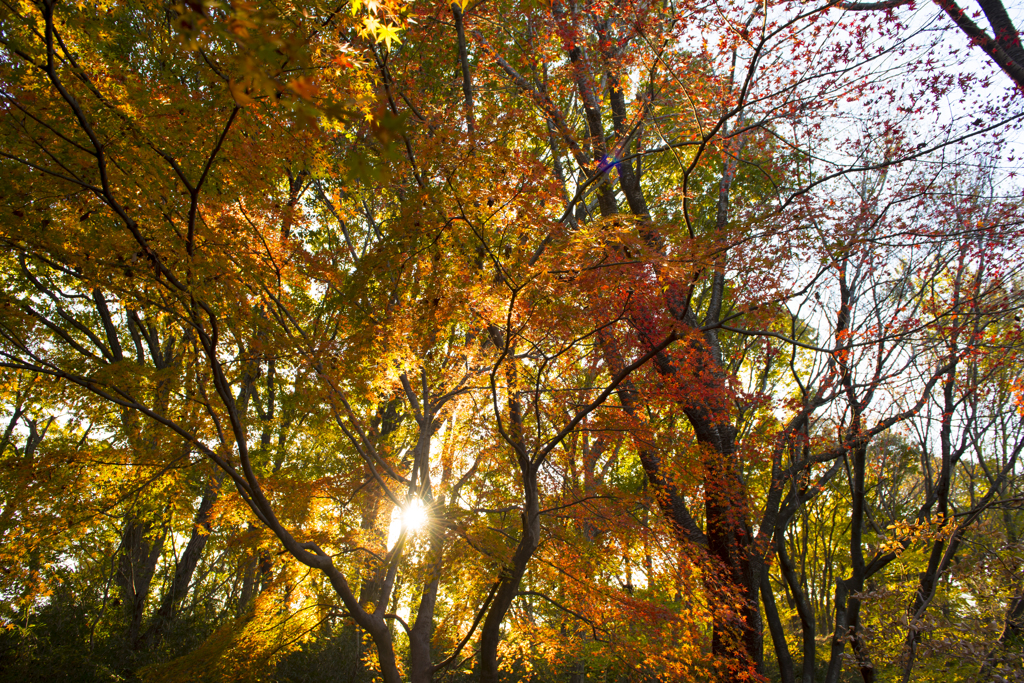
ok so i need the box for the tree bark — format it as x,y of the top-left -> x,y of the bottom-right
480,357 -> 541,683
139,471 -> 224,648
778,534 -> 816,683
478,483 -> 540,683
824,447 -> 874,683
762,565 -> 795,683
117,515 -> 167,650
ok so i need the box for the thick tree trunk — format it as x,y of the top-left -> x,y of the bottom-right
824,578 -> 849,683
683,409 -> 762,679
407,414 -> 442,683
600,327 -> 762,678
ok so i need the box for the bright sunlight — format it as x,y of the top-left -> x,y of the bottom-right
402,497 -> 429,532
387,497 -> 429,549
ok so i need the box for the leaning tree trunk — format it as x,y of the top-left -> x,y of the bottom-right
139,470 -> 224,649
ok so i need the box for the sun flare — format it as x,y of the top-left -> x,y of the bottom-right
401,497 -> 429,532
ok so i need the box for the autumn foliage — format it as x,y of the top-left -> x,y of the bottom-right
0,1 -> 1023,682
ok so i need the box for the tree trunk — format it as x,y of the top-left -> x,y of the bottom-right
409,526 -> 445,683
825,446 -> 874,683
778,535 -> 816,683
480,358 -> 539,683
478,487 -> 540,683
139,471 -> 224,648
116,515 -> 166,650
762,566 -> 795,683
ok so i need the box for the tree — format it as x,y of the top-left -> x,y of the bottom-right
1,1 -> 1022,682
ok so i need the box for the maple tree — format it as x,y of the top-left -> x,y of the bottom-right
1,1 -> 1023,683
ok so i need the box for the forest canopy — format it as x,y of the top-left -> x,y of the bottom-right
0,1 -> 1023,682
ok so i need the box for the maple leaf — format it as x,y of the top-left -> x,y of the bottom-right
288,77 -> 320,101
375,23 -> 402,51
228,79 -> 255,105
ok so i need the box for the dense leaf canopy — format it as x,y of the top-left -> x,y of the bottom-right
1,1 -> 1023,682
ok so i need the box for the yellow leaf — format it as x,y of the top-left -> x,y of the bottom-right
228,79 -> 254,105
375,23 -> 402,51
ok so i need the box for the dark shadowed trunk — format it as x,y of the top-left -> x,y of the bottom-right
778,534 -> 816,683
480,356 -> 541,683
762,566 -> 795,683
139,470 -> 224,648
117,515 -> 167,650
